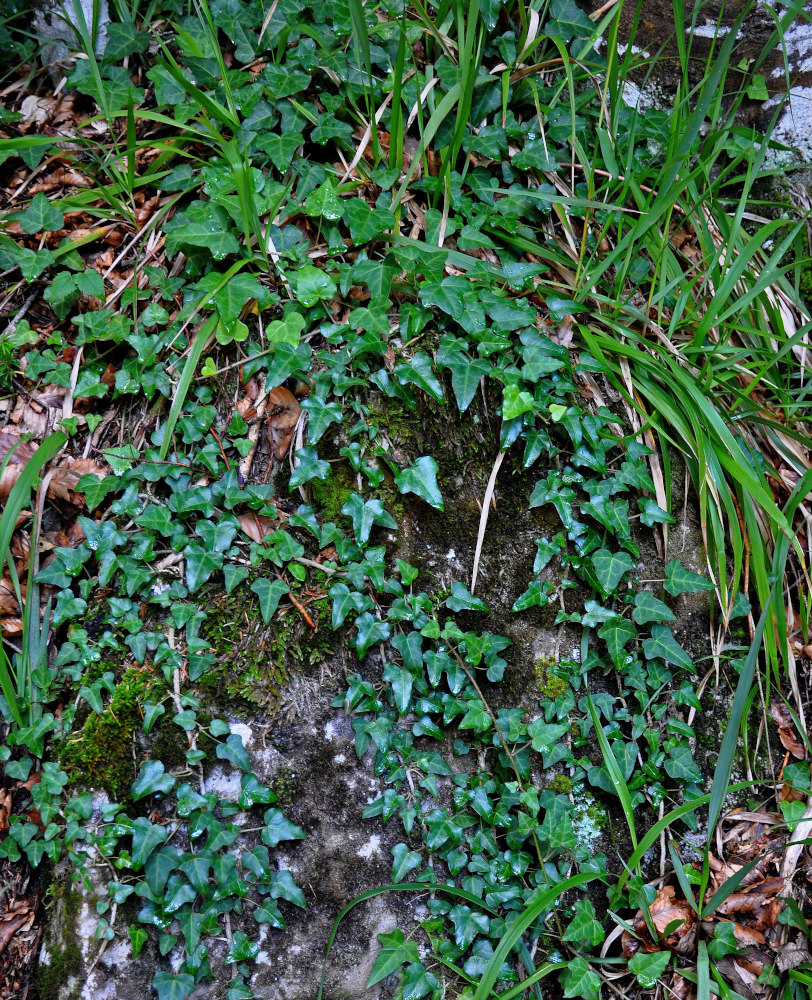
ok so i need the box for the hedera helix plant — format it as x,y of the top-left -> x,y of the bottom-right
1,0 -> 809,994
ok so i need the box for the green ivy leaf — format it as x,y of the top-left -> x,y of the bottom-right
289,446 -> 330,487
628,950 -> 670,988
131,817 -> 168,868
442,354 -> 490,412
445,582 -> 488,612
396,352 -> 444,403
152,973 -> 195,1000
343,198 -> 395,243
224,564 -> 250,594
216,733 -> 252,772
560,956 -> 601,1000
255,131 -> 303,171
664,560 -> 715,596
562,899 -> 605,947
638,497 -> 675,527
591,548 -> 635,594
401,962 -> 441,1000
664,744 -> 703,784
383,663 -> 414,714
270,869 -> 306,907
293,263 -> 337,307
391,842 -> 422,882
262,808 -> 305,847
163,201 -> 240,260
502,383 -> 535,419
642,625 -> 692,668
305,180 -> 343,221
250,577 -> 290,623
632,591 -> 675,625
131,760 -> 176,800
354,612 -> 391,658
527,720 -> 569,752
598,616 -> 637,666
226,931 -> 259,963
329,583 -> 373,627
300,396 -> 343,443
449,904 -> 490,949
367,929 -> 420,988
394,456 -> 443,510
342,493 -> 397,545
17,193 -> 64,234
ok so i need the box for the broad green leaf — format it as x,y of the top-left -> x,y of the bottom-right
131,817 -> 168,868
396,352 -> 444,402
401,962 -> 441,1000
17,193 -> 64,234
628,950 -> 670,988
262,808 -> 305,847
256,131 -> 303,170
449,904 -> 490,949
152,973 -> 194,1000
251,577 -> 290,622
442,354 -> 490,412
638,497 -> 675,527
367,929 -> 420,988
300,396 -> 342,443
343,198 -> 395,243
391,842 -> 421,882
560,956 -> 601,1000
664,560 -> 715,596
632,591 -> 675,624
562,899 -> 605,947
342,493 -> 397,545
329,583 -> 373,628
445,582 -> 488,612
502,384 -> 535,419
664,745 -> 702,784
293,264 -> 337,307
227,931 -> 259,963
354,612 -> 391,658
216,733 -> 252,772
271,869 -> 306,907
642,625 -> 692,668
591,548 -> 635,594
383,663 -> 414,714
527,720 -> 569,752
290,446 -> 330,487
511,580 -> 554,612
164,201 -> 240,260
131,760 -> 176,800
305,180 -> 342,221
394,456 -> 443,510
598,616 -> 636,666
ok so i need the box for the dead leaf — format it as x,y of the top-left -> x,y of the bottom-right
0,904 -> 35,958
769,702 -> 806,759
0,579 -> 20,617
47,457 -> 109,504
238,512 -> 276,545
266,386 -> 300,460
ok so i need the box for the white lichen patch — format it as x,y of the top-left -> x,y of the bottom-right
570,783 -> 607,850
229,721 -> 253,747
356,834 -> 382,859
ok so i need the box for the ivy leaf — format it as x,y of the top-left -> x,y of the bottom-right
257,131 -> 303,171
511,580 -> 554,612
354,612 -> 391,658
342,493 -> 397,545
391,842 -> 422,882
183,543 -> 224,592
395,456 -> 443,510
459,700 -> 492,733
17,193 -> 64,234
343,198 -> 395,243
632,590 -> 675,624
216,733 -> 252,772
502,383 -> 535,419
367,929 -> 420,988
445,582 -> 488,612
383,663 -> 414,714
250,578 -> 290,623
152,973 -> 195,1000
449,904 -> 490,949
396,352 -> 444,403
224,564 -> 250,594
591,548 -> 635,595
293,263 -> 337,307
562,899 -> 605,947
442,354 -> 490,412
560,957 -> 601,1000
527,720 -> 569,753
664,744 -> 703,784
304,180 -> 342,221
131,817 -> 168,868
164,201 -> 240,260
329,583 -> 373,628
642,625 -> 693,668
131,760 -> 176,801
401,962 -> 441,1000
664,560 -> 715,596
638,497 -> 675,527
628,950 -> 670,988
262,807 -> 305,847
598,616 -> 637,666
289,446 -> 330,488
227,931 -> 259,964
271,869 -> 306,907
300,395 -> 343,444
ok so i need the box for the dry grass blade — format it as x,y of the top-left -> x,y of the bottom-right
470,450 -> 504,595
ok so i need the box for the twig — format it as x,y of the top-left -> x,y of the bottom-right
1,290 -> 38,342
470,450 -> 505,594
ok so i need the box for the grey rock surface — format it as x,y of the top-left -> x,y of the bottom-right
32,0 -> 110,71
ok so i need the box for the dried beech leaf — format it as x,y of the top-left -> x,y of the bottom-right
238,512 -> 276,545
266,386 -> 300,461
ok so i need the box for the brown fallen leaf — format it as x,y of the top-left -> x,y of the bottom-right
47,457 -> 109,504
769,702 -> 806,759
0,904 -> 35,959
622,886 -> 696,957
266,386 -> 300,460
238,512 -> 276,545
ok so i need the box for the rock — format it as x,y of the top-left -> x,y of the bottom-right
583,0 -> 812,164
32,0 -> 110,74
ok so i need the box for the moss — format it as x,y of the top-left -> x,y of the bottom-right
198,586 -> 334,714
60,665 -> 159,801
310,461 -> 355,528
549,774 -> 573,795
36,883 -> 83,1000
270,765 -> 297,806
535,661 -> 568,701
